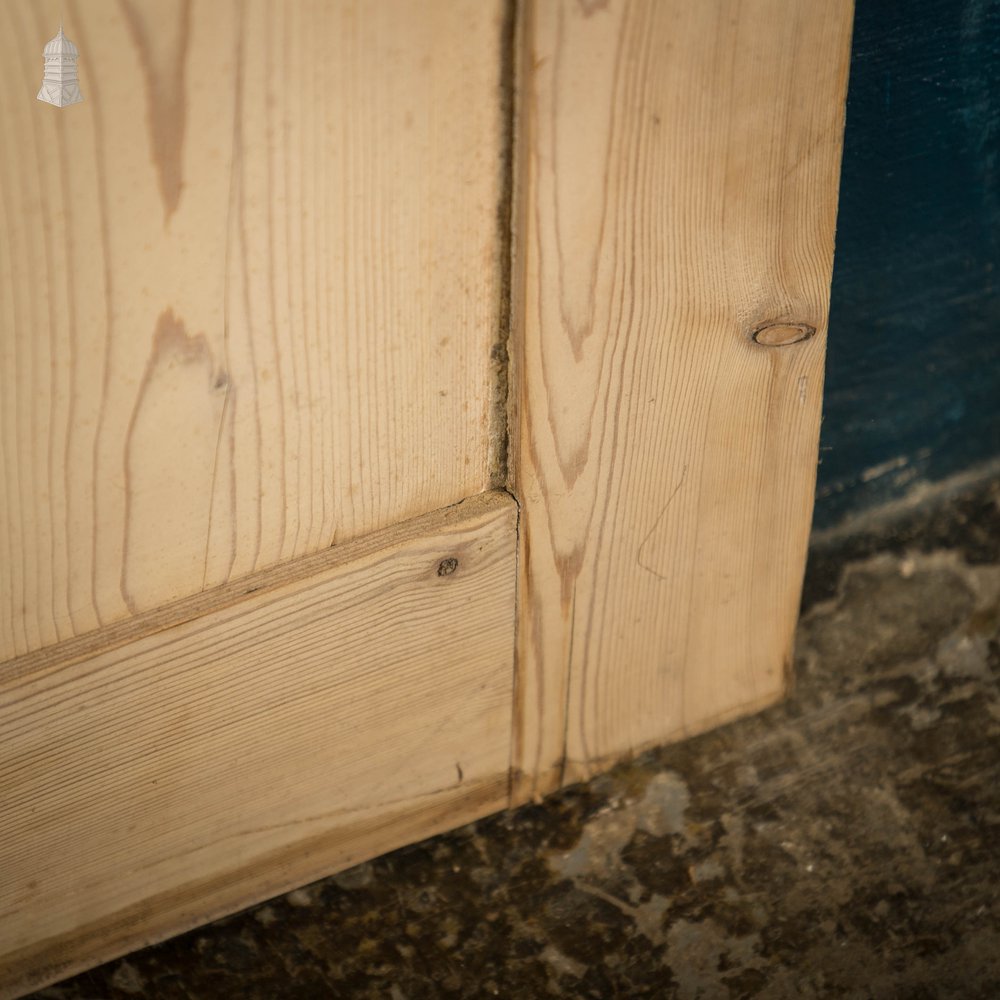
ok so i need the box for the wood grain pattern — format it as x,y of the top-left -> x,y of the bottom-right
512,0 -> 854,798
0,491 -> 517,999
0,0 -> 507,661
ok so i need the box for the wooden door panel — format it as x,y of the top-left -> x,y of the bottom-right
0,0 -> 855,993
0,0 -> 507,660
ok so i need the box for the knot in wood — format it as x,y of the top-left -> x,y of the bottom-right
437,558 -> 459,577
751,322 -> 816,347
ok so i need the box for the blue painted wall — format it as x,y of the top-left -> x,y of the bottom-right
816,0 -> 1000,527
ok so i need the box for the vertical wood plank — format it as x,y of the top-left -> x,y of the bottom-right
512,0 -> 854,797
0,0 -> 507,661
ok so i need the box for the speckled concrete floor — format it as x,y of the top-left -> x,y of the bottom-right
30,483 -> 1000,1000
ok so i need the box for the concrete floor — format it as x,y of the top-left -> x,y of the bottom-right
30,482 -> 1000,999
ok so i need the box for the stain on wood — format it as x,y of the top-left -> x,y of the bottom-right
119,0 -> 192,221
122,310 -> 227,612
